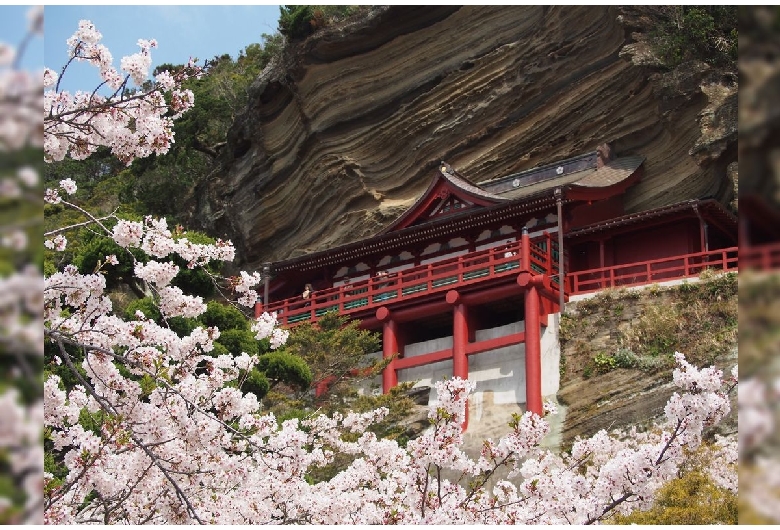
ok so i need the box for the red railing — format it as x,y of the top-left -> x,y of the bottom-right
741,241 -> 780,271
260,240 -> 743,326
263,233 -> 562,327
567,246 -> 739,295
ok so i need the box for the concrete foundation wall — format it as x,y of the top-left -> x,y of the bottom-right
387,317 -> 561,408
541,312 -> 561,398
354,314 -> 563,443
399,335 -> 454,404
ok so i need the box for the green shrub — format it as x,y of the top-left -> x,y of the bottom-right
613,348 -> 638,369
620,287 -> 641,300
217,329 -> 259,356
243,368 -> 270,398
201,301 -> 249,332
256,351 -> 312,391
559,352 -> 567,378
610,470 -> 737,524
593,352 -> 617,374
582,364 -> 593,379
168,316 -> 199,337
74,234 -> 146,289
279,5 -> 315,40
209,341 -> 229,358
636,355 -> 669,371
677,280 -> 699,295
703,271 -> 737,301
623,305 -> 681,358
650,6 -> 737,69
125,297 -> 161,322
558,314 -> 577,343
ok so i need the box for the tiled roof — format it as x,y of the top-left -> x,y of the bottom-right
497,169 -> 591,200
566,198 -> 737,239
478,152 -> 643,200
571,155 -> 645,188
439,163 -> 507,201
270,150 -> 648,272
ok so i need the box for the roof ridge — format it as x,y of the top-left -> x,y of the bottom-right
480,151 -> 598,188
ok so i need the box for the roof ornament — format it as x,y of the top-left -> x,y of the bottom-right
596,143 -> 614,168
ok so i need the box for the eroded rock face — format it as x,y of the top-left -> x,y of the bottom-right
557,281 -> 738,449
187,6 -> 736,271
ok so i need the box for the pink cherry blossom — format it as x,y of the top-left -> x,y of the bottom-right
44,234 -> 67,252
59,178 -> 77,195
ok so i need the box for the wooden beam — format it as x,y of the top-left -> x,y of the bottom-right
394,348 -> 452,370
465,332 -> 525,356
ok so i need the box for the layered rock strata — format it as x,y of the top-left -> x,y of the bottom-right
187,5 -> 736,271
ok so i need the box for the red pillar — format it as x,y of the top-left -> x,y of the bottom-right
447,290 -> 470,431
382,317 -> 399,394
599,239 -> 606,289
453,302 -> 468,381
524,281 -> 543,416
521,226 -> 531,271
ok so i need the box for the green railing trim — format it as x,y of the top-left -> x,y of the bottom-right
463,268 -> 490,280
402,284 -> 427,295
432,276 -> 458,288
494,262 -> 519,273
373,292 -> 398,302
344,298 -> 369,310
315,306 -> 338,316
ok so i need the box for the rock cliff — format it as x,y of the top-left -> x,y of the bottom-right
557,275 -> 738,448
186,5 -> 737,272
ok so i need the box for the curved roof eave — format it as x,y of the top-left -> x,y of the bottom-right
565,198 -> 737,240
568,155 -> 645,189
273,187 -> 561,273
379,161 -> 507,235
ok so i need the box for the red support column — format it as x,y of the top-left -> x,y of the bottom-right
521,226 -> 531,272
453,303 -> 468,381
447,290 -> 469,431
599,239 -> 606,289
524,282 -> 543,416
518,272 -> 543,417
378,307 -> 400,394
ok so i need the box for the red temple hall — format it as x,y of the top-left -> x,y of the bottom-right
256,145 -> 738,419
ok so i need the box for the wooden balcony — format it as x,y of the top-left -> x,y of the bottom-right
568,246 -> 739,295
262,233 -> 562,327
260,233 -> 742,328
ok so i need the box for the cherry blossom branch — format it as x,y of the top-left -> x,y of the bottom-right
52,337 -> 206,524
44,208 -> 117,238
585,491 -> 633,525
46,329 -> 284,461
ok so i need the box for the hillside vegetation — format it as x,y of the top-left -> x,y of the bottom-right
557,271 -> 737,448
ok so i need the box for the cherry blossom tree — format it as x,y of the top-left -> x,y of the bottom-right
42,15 -> 740,525
1,5 -> 44,524
739,374 -> 780,523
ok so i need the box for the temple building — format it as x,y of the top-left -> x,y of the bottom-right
256,145 -> 738,421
